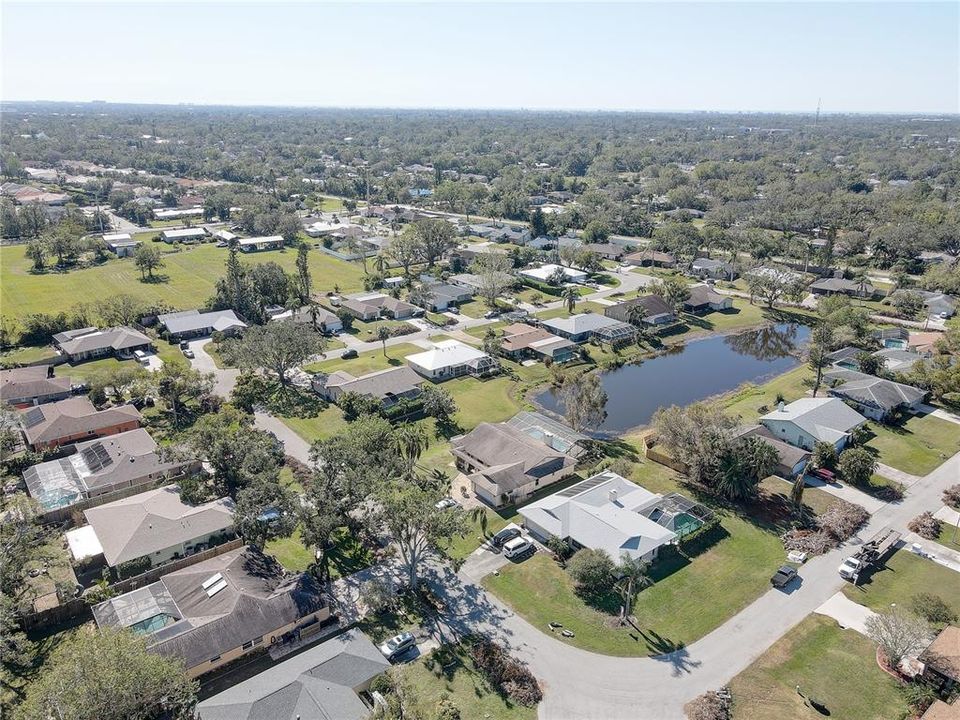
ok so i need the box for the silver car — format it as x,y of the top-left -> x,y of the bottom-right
379,631 -> 416,661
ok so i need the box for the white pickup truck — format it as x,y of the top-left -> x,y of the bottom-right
838,556 -> 864,580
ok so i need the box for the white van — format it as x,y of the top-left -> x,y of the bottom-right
502,536 -> 534,559
133,350 -> 150,366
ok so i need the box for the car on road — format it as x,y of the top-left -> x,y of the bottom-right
491,525 -> 522,548
770,565 -> 798,588
435,497 -> 460,510
182,348 -> 195,359
502,536 -> 535,560
379,632 -> 416,662
341,349 -> 359,359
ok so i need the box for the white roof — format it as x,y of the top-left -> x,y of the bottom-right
103,232 -> 132,243
520,264 -> 588,283
66,524 -> 104,562
406,340 -> 490,371
162,227 -> 207,239
760,397 -> 867,444
542,313 -> 620,335
519,471 -> 677,562
237,235 -> 283,246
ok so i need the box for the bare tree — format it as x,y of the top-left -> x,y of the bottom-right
865,608 -> 930,669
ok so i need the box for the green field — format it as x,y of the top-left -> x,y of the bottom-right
864,414 -> 960,476
729,615 -> 906,720
720,366 -> 813,422
305,343 -> 424,375
842,549 -> 960,615
1,243 -> 366,323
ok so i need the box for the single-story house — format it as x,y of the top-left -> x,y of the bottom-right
540,313 -> 623,343
449,272 -> 516,293
826,372 -> 927,420
339,292 -> 421,321
196,629 -> 390,720
920,625 -> 960,693
161,227 -> 208,244
154,207 -> 204,221
406,340 -> 499,381
500,323 -> 575,362
891,289 -> 957,320
604,295 -> 677,326
809,277 -> 876,298
214,229 -> 238,243
269,305 -> 343,333
237,235 -> 283,253
158,309 -> 247,340
420,283 -> 473,312
759,397 -> 868,451
623,249 -> 676,268
456,242 -> 510,266
581,243 -> 625,260
520,263 -> 588,285
103,233 -> 140,257
664,208 -> 705,219
732,425 -> 811,479
746,266 -> 805,285
529,336 -> 579,362
312,366 -> 423,408
824,345 -> 864,369
519,471 -> 711,563
1,366 -> 71,407
20,396 -> 143,451
918,251 -> 958,266
451,421 -> 578,506
873,347 -> 927,374
70,486 -> 235,570
683,284 -> 733,313
93,546 -> 330,679
504,410 -> 590,458
54,326 -> 152,363
690,257 -> 735,280
22,428 -> 194,513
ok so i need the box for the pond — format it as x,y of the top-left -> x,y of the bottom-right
534,323 -> 811,436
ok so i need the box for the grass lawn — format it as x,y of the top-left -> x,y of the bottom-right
863,414 -> 960,476
1,243 -> 366,324
720,365 -> 813,422
279,404 -> 349,443
0,345 -> 58,366
483,511 -> 785,656
729,615 -> 906,720
392,644 -> 537,720
57,357 -> 133,385
842,549 -> 960,615
534,301 -> 606,321
347,319 -> 418,343
447,376 -> 526,429
938,520 -> 960,550
305,343 -> 424,375
265,526 -> 375,579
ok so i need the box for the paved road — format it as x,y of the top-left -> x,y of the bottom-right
434,449 -> 960,719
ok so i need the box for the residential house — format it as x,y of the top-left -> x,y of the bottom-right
456,242 -> 510,266
161,227 -> 208,244
690,257 -> 735,280
873,347 -> 927,373
154,207 -> 204,221
69,486 -> 235,570
623,249 -> 676,268
519,471 -> 712,562
237,235 -> 283,253
312,366 -> 423,408
520,263 -> 588,285
214,229 -> 238,243
270,305 -> 343,333
449,272 -> 516,293
746,266 -> 805,285
339,292 -> 421,321
93,546 -> 330,679
22,428 -> 193,513
196,629 -> 390,720
1,366 -> 71,407
683,284 -> 734,314
54,326 -> 152,363
548,190 -> 576,203
581,243 -> 625,261
824,346 -> 864,369
500,323 -> 576,363
918,251 -> 958,266
664,208 -> 705,219
920,625 -> 960,694
20,396 -> 142,451
732,425 -> 811,479
759,397 -> 868,451
451,421 -> 577,506
158,309 -> 247,340
405,340 -> 499,381
604,295 -> 677,326
420,283 -> 473,312
504,411 -> 590,458
103,233 -> 140,257
541,313 -> 626,343
825,371 -> 927,421
809,277 -> 876,298
891,289 -> 956,320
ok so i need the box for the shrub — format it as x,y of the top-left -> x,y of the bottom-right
566,548 -> 616,599
368,673 -> 394,695
811,441 -> 838,471
685,688 -> 731,720
435,696 -> 461,720
908,511 -> 942,540
818,500 -> 869,541
837,447 -> 876,487
942,484 -> 960,510
468,637 -> 542,706
911,592 -> 958,626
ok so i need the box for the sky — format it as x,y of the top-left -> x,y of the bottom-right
2,1 -> 958,114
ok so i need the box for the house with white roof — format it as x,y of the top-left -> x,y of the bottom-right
237,235 -> 283,253
161,227 -> 208,244
540,313 -> 626,343
520,263 -> 588,285
158,309 -> 247,340
405,340 -> 499,381
519,471 -> 712,563
103,232 -> 140,257
759,397 -> 868,451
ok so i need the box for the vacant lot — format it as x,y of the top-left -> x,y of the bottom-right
1,242 -> 365,322
729,615 -> 906,720
842,549 -> 960,615
864,414 -> 960,475
306,343 -> 424,375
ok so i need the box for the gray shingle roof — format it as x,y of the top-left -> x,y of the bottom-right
20,397 -> 142,446
159,309 -> 247,336
0,366 -> 71,403
828,376 -> 927,413
53,326 -> 151,356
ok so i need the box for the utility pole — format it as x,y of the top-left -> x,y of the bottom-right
815,98 -> 821,127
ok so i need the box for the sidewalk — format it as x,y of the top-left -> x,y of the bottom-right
875,463 -> 923,487
901,533 -> 960,574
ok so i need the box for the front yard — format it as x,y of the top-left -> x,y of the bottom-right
305,342 -> 424,375
729,615 -> 907,720
842,549 -> 960,614
863,414 -> 960,476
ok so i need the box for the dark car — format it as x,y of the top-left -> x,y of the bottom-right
179,341 -> 189,350
491,526 -> 522,548
811,467 -> 837,484
341,349 -> 359,359
770,565 -> 799,588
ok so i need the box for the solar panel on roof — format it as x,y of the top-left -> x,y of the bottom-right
80,443 -> 113,472
206,579 -> 228,598
22,407 -> 45,428
556,473 -> 609,497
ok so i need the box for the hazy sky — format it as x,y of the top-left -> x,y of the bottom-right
3,2 -> 958,113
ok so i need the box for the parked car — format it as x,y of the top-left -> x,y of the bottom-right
811,467 -> 837,484
483,309 -> 500,319
379,632 -> 416,662
770,565 -> 798,588
178,341 -> 189,350
435,497 -> 460,510
341,349 -> 359,359
502,536 -> 535,560
133,350 -> 150,366
182,348 -> 195,359
491,525 -> 522,548
448,306 -> 460,315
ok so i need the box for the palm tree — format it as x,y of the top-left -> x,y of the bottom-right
377,325 -> 391,356
393,423 -> 430,477
853,269 -> 869,301
561,285 -> 579,314
616,554 -> 653,625
374,252 -> 388,276
790,469 -> 807,515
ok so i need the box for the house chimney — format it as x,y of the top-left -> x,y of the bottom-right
778,401 -> 785,412
47,366 -> 55,379
608,489 -> 618,503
